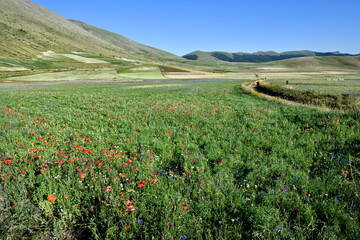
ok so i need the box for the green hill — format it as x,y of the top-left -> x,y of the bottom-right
183,50 -> 354,63
0,0 -> 180,63
277,55 -> 360,70
0,0 -> 131,60
68,20 -> 180,61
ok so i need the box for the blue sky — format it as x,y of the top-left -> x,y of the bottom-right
31,0 -> 360,56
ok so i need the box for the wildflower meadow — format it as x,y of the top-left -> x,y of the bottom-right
0,81 -> 359,239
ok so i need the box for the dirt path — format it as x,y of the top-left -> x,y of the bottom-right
242,81 -> 335,112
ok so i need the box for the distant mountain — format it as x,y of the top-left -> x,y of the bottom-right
183,50 -> 354,63
0,0 -> 179,61
277,55 -> 360,70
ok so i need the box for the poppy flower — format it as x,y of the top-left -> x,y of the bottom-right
47,195 -> 56,203
20,170 -> 25,174
128,205 -> 135,211
41,169 -> 45,174
80,173 -> 85,179
138,180 -> 146,188
126,225 -> 130,230
152,178 -> 158,184
183,205 -> 188,211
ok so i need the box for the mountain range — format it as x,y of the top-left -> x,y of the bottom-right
0,0 -> 359,72
182,50 -> 355,63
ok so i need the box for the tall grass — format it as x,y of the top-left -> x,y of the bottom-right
256,82 -> 360,111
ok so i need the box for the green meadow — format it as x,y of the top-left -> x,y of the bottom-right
0,81 -> 359,239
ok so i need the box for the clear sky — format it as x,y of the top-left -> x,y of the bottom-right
30,0 -> 360,56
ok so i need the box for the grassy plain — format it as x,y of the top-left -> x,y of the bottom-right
270,78 -> 360,96
0,81 -> 359,239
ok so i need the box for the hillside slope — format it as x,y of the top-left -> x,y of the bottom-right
0,0 -> 135,60
69,20 -> 180,61
183,50 -> 354,63
277,55 -> 360,70
0,0 -> 181,62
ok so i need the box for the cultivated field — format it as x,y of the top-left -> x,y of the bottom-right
0,81 -> 359,239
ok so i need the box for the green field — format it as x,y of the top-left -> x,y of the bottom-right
0,81 -> 359,239
9,69 -> 119,81
269,78 -> 360,96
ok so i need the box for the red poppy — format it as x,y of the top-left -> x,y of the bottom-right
168,131 -> 172,134
20,170 -> 25,174
183,205 -> 188,211
41,169 -> 45,174
47,195 -> 56,203
126,225 -> 130,230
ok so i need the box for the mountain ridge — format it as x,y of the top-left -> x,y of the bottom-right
0,0 -> 179,62
68,20 -> 180,61
183,50 -> 355,63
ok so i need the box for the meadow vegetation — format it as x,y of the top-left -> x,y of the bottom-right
0,81 -> 359,239
256,82 -> 360,113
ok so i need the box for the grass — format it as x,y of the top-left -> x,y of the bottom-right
37,54 -> 78,63
269,77 -> 360,96
117,71 -> 166,79
117,65 -> 159,73
0,58 -> 63,70
69,20 -> 180,62
60,54 -> 109,64
9,69 -> 120,81
158,65 -> 189,73
115,65 -> 166,79
0,81 -> 359,239
0,58 -> 26,68
255,82 -> 360,112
